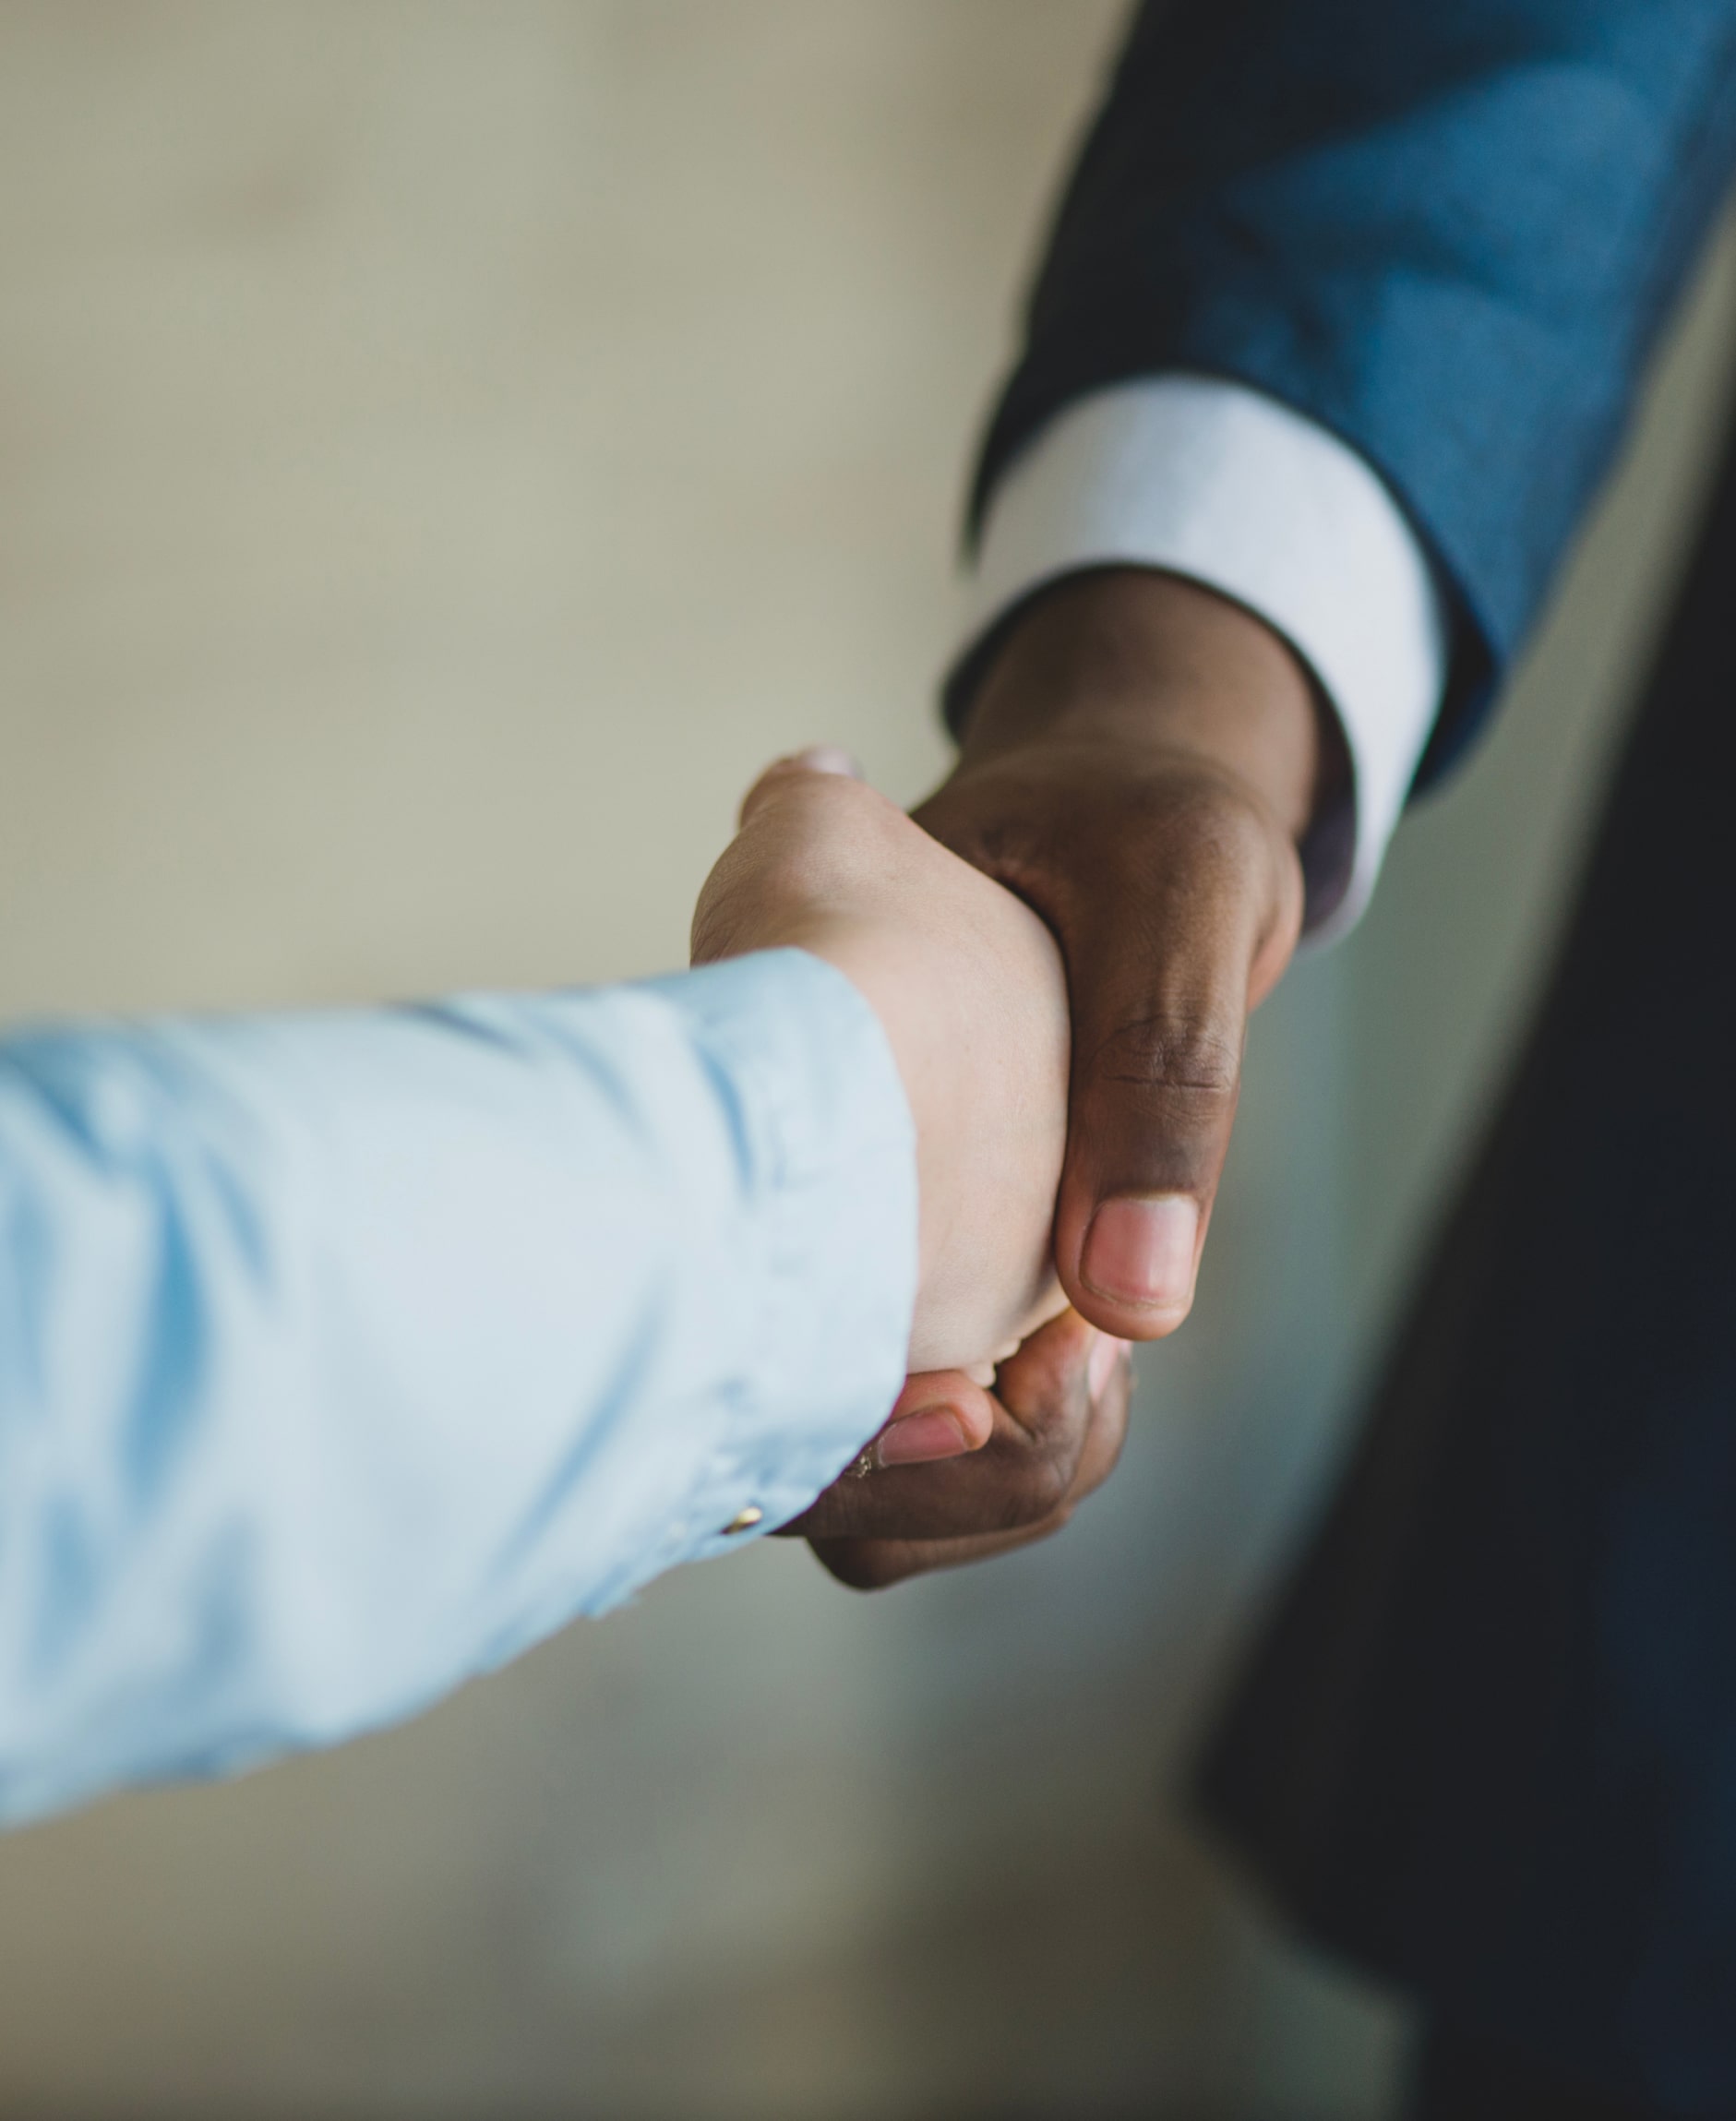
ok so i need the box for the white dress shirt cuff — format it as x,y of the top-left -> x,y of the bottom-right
955,377 -> 1449,939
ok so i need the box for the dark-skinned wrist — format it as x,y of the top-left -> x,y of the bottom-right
956,568 -> 1346,849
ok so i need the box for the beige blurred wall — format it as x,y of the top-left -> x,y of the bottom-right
3,6 -> 1735,2118
0,0 -> 1091,1022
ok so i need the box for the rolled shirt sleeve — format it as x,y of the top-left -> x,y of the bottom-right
0,949 -> 916,1824
952,376 -> 1450,938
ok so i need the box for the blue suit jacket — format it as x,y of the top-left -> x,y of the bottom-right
973,5 -> 1736,2105
978,0 -> 1736,782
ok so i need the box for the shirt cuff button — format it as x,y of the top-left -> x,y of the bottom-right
721,1505 -> 764,1536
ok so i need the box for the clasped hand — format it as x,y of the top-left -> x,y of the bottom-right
693,570 -> 1326,1587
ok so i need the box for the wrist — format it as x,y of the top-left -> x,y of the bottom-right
784,924 -> 952,1156
784,911 -> 1066,1373
958,569 -> 1342,843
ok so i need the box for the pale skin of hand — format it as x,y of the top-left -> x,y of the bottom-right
689,749 -> 1079,1460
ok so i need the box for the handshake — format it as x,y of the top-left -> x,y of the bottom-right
691,573 -> 1323,1586
693,741 -> 1122,1587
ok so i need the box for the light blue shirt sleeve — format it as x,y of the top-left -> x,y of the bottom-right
0,948 -> 917,1826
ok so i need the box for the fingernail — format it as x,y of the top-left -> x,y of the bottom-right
876,1407 -> 972,1468
1081,1195 -> 1199,1315
1087,1331 -> 1131,1399
791,744 -> 862,778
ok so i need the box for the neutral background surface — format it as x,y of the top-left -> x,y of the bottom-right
2,5 -> 1733,2115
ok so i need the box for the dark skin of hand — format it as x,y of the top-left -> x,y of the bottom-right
792,569 -> 1335,1587
784,1307 -> 1134,1588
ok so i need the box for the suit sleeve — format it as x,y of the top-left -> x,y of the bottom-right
974,0 -> 1736,780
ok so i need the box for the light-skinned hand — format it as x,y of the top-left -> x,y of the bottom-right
690,748 -> 1072,1451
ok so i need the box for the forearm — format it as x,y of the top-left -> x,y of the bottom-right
982,0 -> 1736,773
0,956 -> 915,1822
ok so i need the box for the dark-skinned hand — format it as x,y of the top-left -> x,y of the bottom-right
783,1308 -> 1132,1588
800,567 -> 1332,1585
916,566 -> 1335,1342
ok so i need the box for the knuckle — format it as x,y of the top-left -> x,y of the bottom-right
999,1446 -> 1074,1529
812,1540 -> 905,1592
1089,1013 -> 1240,1103
1077,1432 -> 1128,1503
